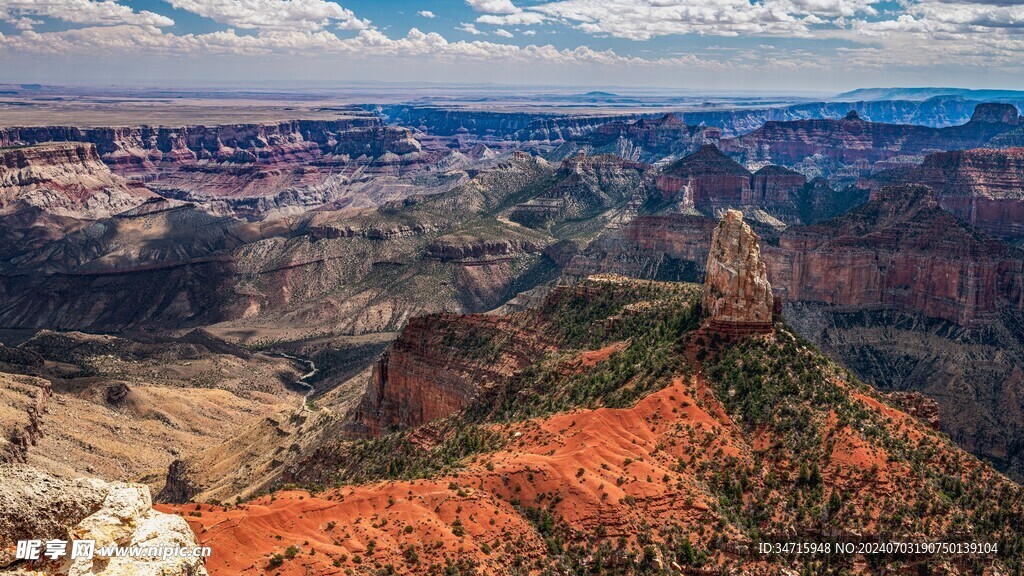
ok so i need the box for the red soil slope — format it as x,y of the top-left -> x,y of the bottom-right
160,357 -> 1008,575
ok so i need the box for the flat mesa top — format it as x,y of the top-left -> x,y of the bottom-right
0,97 -> 369,128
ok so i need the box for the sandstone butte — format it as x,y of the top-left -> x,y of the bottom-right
156,215 -> 1024,575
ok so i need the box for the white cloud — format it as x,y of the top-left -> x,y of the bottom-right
165,0 -> 368,32
0,22 -> 747,71
476,12 -> 546,25
12,17 -> 42,30
456,22 -> 484,35
417,10 -> 436,18
465,0 -> 890,40
8,0 -> 1024,79
837,0 -> 1024,68
465,0 -> 520,14
0,0 -> 173,28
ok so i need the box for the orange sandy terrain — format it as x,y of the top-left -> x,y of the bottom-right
160,376 -> 732,574
159,359 -> 994,575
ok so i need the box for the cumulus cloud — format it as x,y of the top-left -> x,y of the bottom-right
476,11 -> 546,25
0,22 -> 747,70
165,0 -> 368,32
456,22 -> 484,35
839,0 -> 1024,67
465,0 -> 520,14
462,0 -> 893,40
7,0 -> 1024,77
0,0 -> 173,29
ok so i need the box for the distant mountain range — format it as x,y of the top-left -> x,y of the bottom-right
837,87 -> 1024,102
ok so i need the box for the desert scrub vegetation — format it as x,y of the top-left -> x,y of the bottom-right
326,422 -> 506,484
701,325 -> 1024,569
319,278 -> 701,486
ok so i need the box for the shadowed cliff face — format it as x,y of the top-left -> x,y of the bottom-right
766,184 -> 1024,326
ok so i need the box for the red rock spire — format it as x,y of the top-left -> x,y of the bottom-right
702,209 -> 774,334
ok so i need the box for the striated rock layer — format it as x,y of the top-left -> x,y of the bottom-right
765,184 -> 1024,326
724,103 -> 1021,167
0,143 -> 153,218
0,117 -> 387,176
353,311 -> 554,436
869,147 -> 1024,240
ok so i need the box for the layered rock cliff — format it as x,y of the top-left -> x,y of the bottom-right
548,114 -> 721,163
0,143 -> 152,219
0,117 -> 431,220
724,103 -> 1021,169
766,184 -> 1024,325
869,147 -> 1024,240
0,116 -> 386,176
509,154 -> 651,228
659,145 -> 752,209
564,214 -> 717,282
353,313 -> 553,436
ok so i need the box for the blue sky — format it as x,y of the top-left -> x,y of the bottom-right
1,0 -> 1022,91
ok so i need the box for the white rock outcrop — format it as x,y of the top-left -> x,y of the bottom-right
0,464 -> 207,576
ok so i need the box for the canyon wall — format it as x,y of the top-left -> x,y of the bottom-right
573,185 -> 1024,327
723,104 -> 1022,167
352,314 -> 552,435
870,147 -> 1024,240
0,142 -> 152,218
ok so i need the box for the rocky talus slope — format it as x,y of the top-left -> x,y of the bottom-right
0,330 -> 302,487
0,373 -> 51,464
1,464 -> 207,575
